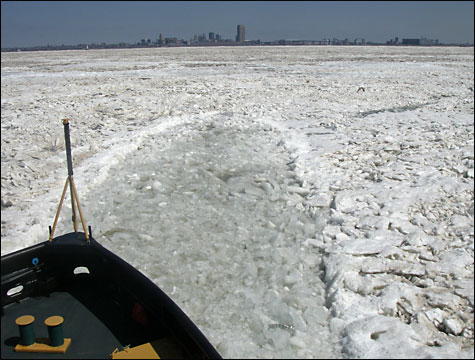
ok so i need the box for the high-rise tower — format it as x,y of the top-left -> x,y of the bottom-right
236,24 -> 245,42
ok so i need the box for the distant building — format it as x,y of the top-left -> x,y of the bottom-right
402,38 -> 439,46
387,37 -> 399,45
236,24 -> 245,42
402,38 -> 419,45
209,32 -> 215,41
165,37 -> 177,45
354,38 -> 366,45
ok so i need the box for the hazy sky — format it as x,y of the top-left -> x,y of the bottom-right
2,1 -> 474,47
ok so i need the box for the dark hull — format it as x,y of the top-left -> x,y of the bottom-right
1,232 -> 221,359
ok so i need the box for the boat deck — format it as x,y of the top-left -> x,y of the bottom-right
1,275 -> 169,359
1,233 -> 219,359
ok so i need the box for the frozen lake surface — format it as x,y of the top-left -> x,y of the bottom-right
1,46 -> 474,358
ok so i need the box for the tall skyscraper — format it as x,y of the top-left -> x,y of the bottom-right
236,24 -> 245,42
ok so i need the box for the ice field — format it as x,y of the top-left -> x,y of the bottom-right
1,46 -> 474,358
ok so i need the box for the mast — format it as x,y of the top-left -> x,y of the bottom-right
49,119 -> 89,242
63,118 -> 77,232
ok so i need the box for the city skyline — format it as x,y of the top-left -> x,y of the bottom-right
2,1 -> 474,48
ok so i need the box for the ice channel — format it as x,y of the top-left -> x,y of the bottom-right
59,114 -> 342,359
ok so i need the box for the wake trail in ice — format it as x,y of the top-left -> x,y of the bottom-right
55,115 -> 342,358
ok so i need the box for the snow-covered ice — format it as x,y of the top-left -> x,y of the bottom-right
1,46 -> 474,358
